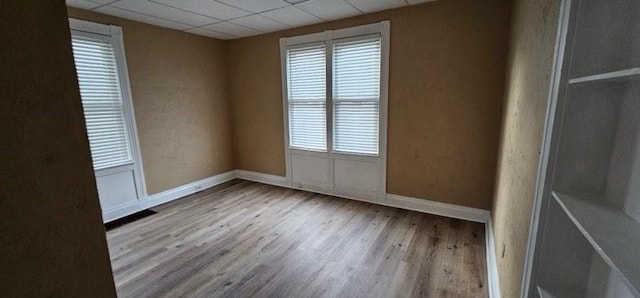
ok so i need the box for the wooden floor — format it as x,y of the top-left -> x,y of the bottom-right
106,180 -> 488,297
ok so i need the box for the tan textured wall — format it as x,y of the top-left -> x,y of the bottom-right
68,8 -> 234,195
491,0 -> 561,297
0,1 -> 116,296
229,0 -> 512,209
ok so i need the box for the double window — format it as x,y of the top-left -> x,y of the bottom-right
285,32 -> 383,155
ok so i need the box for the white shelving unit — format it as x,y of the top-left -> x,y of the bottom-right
527,0 -> 640,297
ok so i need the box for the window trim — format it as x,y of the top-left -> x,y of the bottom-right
69,18 -> 148,198
279,21 -> 390,193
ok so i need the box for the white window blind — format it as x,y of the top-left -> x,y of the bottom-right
333,38 -> 381,155
287,44 -> 327,151
71,35 -> 132,170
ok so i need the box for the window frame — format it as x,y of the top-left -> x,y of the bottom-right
69,18 -> 148,198
280,21 -> 390,192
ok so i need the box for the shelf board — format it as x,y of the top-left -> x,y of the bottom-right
569,67 -> 640,84
536,285 -> 579,298
537,286 -> 553,298
553,191 -> 640,297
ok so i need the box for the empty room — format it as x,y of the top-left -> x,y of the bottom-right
3,0 -> 640,297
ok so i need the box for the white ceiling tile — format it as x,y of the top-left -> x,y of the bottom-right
75,0 -> 425,41
345,0 -> 406,13
66,0 -> 103,10
150,0 -> 251,20
230,14 -> 290,32
111,0 -> 218,26
217,0 -> 289,13
202,21 -> 262,37
261,6 -> 323,27
407,0 -> 437,4
296,0 -> 361,21
95,6 -> 192,30
186,27 -> 237,40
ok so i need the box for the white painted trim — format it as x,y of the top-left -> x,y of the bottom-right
235,170 -> 290,188
486,217 -> 501,298
95,162 -> 134,177
279,37 -> 293,184
102,170 -> 236,223
521,0 -> 573,296
282,31 -> 326,46
69,18 -> 110,35
140,171 -> 236,209
386,194 -> 489,223
379,20 -> 391,194
332,21 -> 388,40
110,24 -> 148,199
234,170 -> 489,223
281,22 -> 388,46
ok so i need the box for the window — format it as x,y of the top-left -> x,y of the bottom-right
333,38 -> 381,155
284,31 -> 384,156
286,44 -> 327,151
281,22 -> 389,197
70,19 -> 147,220
71,33 -> 132,170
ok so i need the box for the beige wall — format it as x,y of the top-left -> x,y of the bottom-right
0,1 -> 116,296
491,0 -> 561,297
229,0 -> 512,209
68,8 -> 234,195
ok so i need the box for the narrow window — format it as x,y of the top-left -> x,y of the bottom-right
332,38 -> 381,155
71,35 -> 132,169
286,44 -> 327,151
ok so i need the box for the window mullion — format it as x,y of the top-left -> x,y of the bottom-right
326,38 -> 334,155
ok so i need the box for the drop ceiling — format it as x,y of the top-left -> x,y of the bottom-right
67,0 -> 436,40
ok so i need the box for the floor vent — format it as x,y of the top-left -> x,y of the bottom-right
105,209 -> 157,231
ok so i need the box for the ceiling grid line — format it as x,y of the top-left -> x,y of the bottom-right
100,6 -> 198,27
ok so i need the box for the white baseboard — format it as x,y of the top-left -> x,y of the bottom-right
103,170 -> 236,223
235,170 -> 290,188
486,217 -> 501,298
386,193 -> 489,223
105,169 -> 490,226
234,170 -> 490,224
141,170 -> 236,209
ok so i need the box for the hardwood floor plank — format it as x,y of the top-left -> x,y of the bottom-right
106,180 -> 488,297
